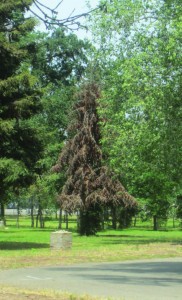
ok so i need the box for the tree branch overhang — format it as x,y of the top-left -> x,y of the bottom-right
23,0 -> 100,30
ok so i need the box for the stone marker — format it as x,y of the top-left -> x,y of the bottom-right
50,230 -> 72,250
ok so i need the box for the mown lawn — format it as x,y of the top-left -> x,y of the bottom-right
0,216 -> 182,270
0,217 -> 182,300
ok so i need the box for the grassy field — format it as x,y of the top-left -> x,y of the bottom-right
0,216 -> 182,270
0,216 -> 182,299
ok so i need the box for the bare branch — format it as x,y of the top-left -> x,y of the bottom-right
53,0 -> 64,11
33,0 -> 49,19
67,8 -> 76,20
23,0 -> 99,30
33,0 -> 55,13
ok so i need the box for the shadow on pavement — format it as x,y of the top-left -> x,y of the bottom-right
46,261 -> 182,287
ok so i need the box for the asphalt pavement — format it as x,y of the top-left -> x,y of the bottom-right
0,258 -> 182,300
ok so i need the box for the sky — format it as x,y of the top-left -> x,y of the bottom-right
30,0 -> 99,38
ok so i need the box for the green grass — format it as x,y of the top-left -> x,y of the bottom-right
0,218 -> 182,300
0,216 -> 182,270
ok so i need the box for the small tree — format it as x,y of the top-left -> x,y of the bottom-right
53,83 -> 137,235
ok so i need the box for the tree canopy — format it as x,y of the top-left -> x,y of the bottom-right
89,0 -> 182,229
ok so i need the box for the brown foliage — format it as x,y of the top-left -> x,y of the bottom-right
53,82 -> 137,212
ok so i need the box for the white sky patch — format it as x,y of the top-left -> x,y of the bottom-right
29,0 -> 99,39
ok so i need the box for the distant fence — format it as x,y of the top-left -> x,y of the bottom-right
5,209 -> 28,216
5,209 -> 59,216
5,209 -> 63,218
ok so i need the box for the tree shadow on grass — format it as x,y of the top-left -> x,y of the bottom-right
97,235 -> 179,245
0,241 -> 49,250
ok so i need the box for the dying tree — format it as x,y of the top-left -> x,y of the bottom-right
53,83 -> 137,235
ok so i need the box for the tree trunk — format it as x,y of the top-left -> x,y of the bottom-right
101,211 -> 105,230
16,201 -> 20,228
29,198 -> 34,228
111,207 -> 117,230
36,211 -> 39,228
0,202 -> 6,226
39,211 -> 44,228
65,211 -> 69,230
173,216 -> 175,228
133,216 -> 137,227
36,206 -> 44,228
153,215 -> 158,231
30,207 -> 34,228
58,208 -> 62,229
78,205 -> 102,236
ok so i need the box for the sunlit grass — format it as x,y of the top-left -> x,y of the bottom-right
0,285 -> 108,300
0,216 -> 182,270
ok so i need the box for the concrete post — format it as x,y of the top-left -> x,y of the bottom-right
50,230 -> 72,250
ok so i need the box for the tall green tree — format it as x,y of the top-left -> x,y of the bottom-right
89,0 -> 182,229
0,0 -> 43,221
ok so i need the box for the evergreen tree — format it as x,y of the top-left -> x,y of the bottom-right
53,83 -> 137,235
0,0 -> 43,221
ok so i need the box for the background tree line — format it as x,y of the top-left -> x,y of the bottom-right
0,0 -> 181,233
0,0 -> 90,227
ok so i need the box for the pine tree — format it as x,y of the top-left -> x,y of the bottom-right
53,83 -> 137,235
0,0 -> 43,221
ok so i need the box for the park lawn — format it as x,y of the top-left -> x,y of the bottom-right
0,224 -> 182,270
0,222 -> 182,300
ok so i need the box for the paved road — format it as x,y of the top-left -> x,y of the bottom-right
0,258 -> 182,299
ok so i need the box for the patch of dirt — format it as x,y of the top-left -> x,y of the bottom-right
1,293 -> 58,300
0,286 -> 102,300
0,286 -> 67,300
